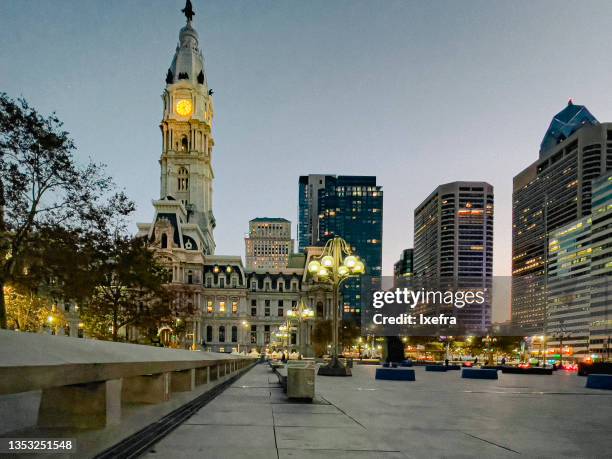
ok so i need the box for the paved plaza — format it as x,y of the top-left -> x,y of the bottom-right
144,363 -> 612,458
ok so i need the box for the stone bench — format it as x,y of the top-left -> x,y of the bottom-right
375,368 -> 416,381
0,330 -> 255,430
586,374 -> 612,390
461,368 -> 498,380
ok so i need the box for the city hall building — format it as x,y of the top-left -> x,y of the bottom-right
137,3 -> 332,354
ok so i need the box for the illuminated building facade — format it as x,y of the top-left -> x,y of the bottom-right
512,101 -> 612,334
394,249 -> 414,281
547,172 -> 612,358
245,218 -> 294,270
316,176 -> 383,317
413,181 -> 494,332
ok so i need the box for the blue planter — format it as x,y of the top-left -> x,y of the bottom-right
376,368 -> 416,381
462,368 -> 498,380
586,374 -> 612,390
426,365 -> 447,372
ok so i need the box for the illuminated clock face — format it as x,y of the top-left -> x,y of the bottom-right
176,99 -> 193,117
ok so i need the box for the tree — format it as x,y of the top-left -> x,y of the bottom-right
311,319 -> 332,357
0,93 -> 129,328
79,236 -> 172,341
340,318 -> 361,350
5,284 -> 62,332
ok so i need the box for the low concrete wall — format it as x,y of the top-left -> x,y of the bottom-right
0,330 -> 256,434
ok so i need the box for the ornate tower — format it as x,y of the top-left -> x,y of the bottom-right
159,1 -> 215,254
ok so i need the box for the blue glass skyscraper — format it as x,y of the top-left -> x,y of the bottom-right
298,175 -> 383,318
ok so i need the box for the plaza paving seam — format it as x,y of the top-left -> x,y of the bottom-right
318,396 -> 368,429
461,432 -> 521,455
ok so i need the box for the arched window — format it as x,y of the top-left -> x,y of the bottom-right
218,326 -> 225,343
316,301 -> 324,317
177,167 -> 189,191
161,233 -> 168,249
231,326 -> 237,342
181,135 -> 188,151
187,270 -> 193,284
206,325 -> 212,342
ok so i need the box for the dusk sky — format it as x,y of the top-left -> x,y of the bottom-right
3,0 -> 612,285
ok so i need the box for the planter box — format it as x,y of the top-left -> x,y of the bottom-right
287,365 -> 315,400
375,368 -> 416,381
462,368 -> 498,379
586,374 -> 612,390
501,367 -> 552,375
425,365 -> 447,372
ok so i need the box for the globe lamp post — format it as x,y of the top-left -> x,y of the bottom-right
307,236 -> 365,376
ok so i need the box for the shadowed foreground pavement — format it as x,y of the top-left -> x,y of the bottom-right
143,363 -> 612,458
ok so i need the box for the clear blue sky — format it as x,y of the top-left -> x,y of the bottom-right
3,0 -> 612,283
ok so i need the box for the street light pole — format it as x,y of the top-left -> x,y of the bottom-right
307,237 -> 365,377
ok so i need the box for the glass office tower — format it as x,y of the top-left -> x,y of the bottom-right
298,175 -> 383,319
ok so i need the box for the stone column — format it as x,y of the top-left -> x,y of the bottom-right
122,373 -> 170,404
171,369 -> 196,392
38,379 -> 122,429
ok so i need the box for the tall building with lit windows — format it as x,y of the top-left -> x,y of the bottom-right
511,101 -> 612,334
394,249 -> 414,280
245,218 -> 294,270
414,182 -> 494,279
299,175 -> 383,317
413,182 -> 494,332
546,172 -> 612,358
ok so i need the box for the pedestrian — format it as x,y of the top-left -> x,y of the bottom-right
445,358 -> 449,366
501,357 -> 506,365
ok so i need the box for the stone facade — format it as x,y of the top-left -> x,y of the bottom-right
245,218 -> 294,270
137,6 -> 333,353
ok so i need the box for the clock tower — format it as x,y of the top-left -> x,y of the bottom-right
159,0 -> 215,254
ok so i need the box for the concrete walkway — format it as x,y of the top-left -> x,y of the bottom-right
143,364 -> 612,458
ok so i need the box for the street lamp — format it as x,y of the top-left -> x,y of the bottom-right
237,320 -> 249,354
482,335 -> 497,364
307,236 -> 365,376
286,301 -> 315,357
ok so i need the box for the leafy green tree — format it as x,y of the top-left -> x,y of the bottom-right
79,236 -> 173,341
5,285 -> 62,332
340,318 -> 361,350
311,319 -> 332,357
0,93 -> 130,328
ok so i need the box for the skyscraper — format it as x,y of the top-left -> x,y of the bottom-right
245,218 -> 294,270
394,249 -> 414,280
547,172 -> 612,359
512,101 -> 611,334
413,182 -> 494,332
298,175 -> 331,252
299,175 -> 383,316
414,182 -> 494,279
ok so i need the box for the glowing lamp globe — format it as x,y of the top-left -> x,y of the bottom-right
308,260 -> 321,273
344,256 -> 357,268
321,256 -> 334,267
338,266 -> 349,276
318,267 -> 329,277
353,261 -> 365,273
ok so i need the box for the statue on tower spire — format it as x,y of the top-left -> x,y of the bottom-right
182,0 -> 195,22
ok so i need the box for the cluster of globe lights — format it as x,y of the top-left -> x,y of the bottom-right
275,324 -> 290,339
286,307 -> 315,319
307,254 -> 365,278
